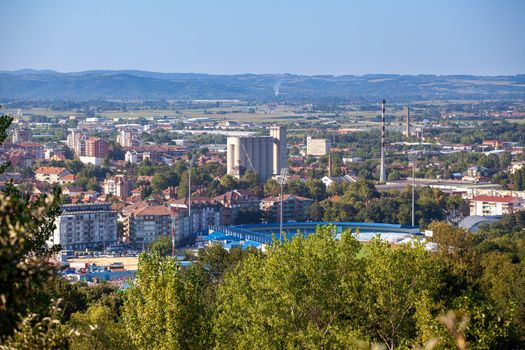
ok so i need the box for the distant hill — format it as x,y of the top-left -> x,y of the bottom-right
0,70 -> 524,101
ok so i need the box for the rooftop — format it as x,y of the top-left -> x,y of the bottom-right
471,195 -> 520,204
36,166 -> 68,175
261,194 -> 313,202
132,205 -> 171,217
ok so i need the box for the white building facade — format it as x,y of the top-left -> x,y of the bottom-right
51,203 -> 118,250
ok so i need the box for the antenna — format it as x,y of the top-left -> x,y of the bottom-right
379,99 -> 386,183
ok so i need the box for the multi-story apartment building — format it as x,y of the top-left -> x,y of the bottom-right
12,128 -> 33,143
171,210 -> 192,247
306,137 -> 330,156
103,175 -> 130,199
169,197 -> 222,236
11,142 -> 45,160
117,129 -> 143,148
67,129 -> 86,157
470,195 -> 520,216
128,206 -> 172,245
85,137 -> 110,158
213,189 -> 261,225
51,203 -> 118,250
260,194 -> 314,223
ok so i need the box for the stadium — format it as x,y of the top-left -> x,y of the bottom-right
203,222 -> 421,249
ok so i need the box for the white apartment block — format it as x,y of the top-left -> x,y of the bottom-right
306,137 -> 330,156
469,195 -> 520,216
51,203 -> 118,250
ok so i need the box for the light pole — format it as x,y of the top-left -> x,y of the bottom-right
277,168 -> 288,236
188,156 -> 194,240
171,213 -> 176,257
409,155 -> 416,227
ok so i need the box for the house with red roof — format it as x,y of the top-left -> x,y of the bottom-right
35,166 -> 71,184
470,195 -> 521,216
126,205 -> 172,244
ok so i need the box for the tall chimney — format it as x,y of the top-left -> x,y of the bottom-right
405,106 -> 410,138
328,153 -> 332,177
380,99 -> 386,182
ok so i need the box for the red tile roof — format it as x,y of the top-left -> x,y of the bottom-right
132,205 -> 171,216
60,174 -> 77,181
471,195 -> 519,204
35,166 -> 67,175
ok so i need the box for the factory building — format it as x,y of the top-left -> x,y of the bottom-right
227,125 -> 287,182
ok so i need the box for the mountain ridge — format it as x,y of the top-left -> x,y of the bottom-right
1,69 -> 524,101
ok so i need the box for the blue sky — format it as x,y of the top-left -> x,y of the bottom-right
1,0 -> 524,75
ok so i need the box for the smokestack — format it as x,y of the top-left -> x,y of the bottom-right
380,99 -> 386,182
328,153 -> 332,177
405,106 -> 410,138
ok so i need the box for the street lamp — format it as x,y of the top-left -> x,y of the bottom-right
277,168 -> 289,237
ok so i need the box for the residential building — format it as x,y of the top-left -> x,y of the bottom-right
171,209 -> 192,246
124,145 -> 186,164
35,166 -> 71,184
62,186 -> 84,197
482,140 -> 503,149
85,137 -> 110,158
169,197 -> 222,236
79,156 -> 104,166
104,175 -> 130,199
58,173 -> 77,185
213,189 -> 261,225
67,129 -> 86,157
117,129 -> 143,148
260,194 -> 314,223
10,142 -> 45,160
125,150 -> 139,164
128,206 -> 172,245
12,128 -> 33,143
306,137 -> 330,156
467,166 -> 490,177
4,149 -> 33,167
51,203 -> 117,250
469,195 -> 521,216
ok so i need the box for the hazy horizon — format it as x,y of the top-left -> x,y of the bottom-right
2,68 -> 524,77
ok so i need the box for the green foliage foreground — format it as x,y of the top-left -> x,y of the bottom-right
117,226 -> 520,350
2,224 -> 524,349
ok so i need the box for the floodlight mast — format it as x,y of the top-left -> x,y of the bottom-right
278,168 -> 289,237
188,155 -> 194,240
409,155 -> 416,227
